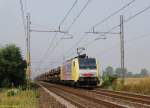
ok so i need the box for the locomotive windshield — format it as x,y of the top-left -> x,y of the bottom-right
79,58 -> 96,69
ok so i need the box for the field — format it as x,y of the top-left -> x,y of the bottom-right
113,77 -> 150,95
0,88 -> 38,108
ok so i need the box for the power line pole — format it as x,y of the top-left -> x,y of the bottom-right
120,15 -> 125,83
26,13 -> 31,82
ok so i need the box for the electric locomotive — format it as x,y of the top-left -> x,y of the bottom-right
61,54 -> 100,87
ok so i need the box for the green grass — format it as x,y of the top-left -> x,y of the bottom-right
0,88 -> 38,108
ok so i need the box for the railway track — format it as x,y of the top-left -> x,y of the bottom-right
39,83 -> 86,108
39,82 -> 127,108
38,81 -> 150,108
92,88 -> 150,106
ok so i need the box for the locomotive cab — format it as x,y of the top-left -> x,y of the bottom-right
72,54 -> 100,87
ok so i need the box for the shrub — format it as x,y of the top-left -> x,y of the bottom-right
101,75 -> 118,88
7,89 -> 19,96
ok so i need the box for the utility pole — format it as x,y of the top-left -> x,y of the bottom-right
120,15 -> 125,83
26,13 -> 31,84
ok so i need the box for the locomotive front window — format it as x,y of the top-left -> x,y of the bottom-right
79,58 -> 96,69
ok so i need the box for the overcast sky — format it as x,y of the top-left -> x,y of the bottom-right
0,0 -> 150,78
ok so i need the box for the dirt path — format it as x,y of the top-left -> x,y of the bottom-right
38,85 -> 66,108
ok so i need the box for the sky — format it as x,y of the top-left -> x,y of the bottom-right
0,0 -> 150,78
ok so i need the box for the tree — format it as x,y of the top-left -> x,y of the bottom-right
127,72 -> 133,77
103,66 -> 114,76
140,68 -> 149,77
115,68 -> 127,77
0,44 -> 27,87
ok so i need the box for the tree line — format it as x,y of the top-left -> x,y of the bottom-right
103,66 -> 150,78
0,44 -> 27,87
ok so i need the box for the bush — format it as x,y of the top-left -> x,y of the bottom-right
101,75 -> 118,88
112,79 -> 124,91
7,89 -> 19,96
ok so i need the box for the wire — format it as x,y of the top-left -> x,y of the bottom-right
62,0 -> 136,58
85,5 -> 150,55
100,33 -> 150,57
125,5 -> 150,22
59,0 -> 78,27
52,0 -> 92,57
35,0 -> 79,73
47,0 -> 92,58
25,0 -> 27,13
125,34 -> 150,44
19,0 -> 26,36
92,4 -> 150,40
64,35 -> 85,57
34,32 -> 57,73
43,0 -> 92,70
103,4 -> 150,35
92,0 -> 137,29
67,0 -> 92,31
64,4 -> 150,59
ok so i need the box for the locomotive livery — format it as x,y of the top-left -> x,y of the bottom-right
36,54 -> 100,87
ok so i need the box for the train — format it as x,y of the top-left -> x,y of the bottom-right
36,54 -> 100,88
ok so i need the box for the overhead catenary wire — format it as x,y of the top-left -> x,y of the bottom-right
50,0 -> 92,61
46,0 -> 92,57
36,1 -> 150,73
82,5 -> 150,50
125,34 -> 150,43
59,0 -> 78,27
43,0 -> 92,70
35,0 -> 79,73
97,4 -> 150,36
99,33 -> 150,57
124,5 -> 150,22
36,0 -> 79,62
19,0 -> 26,36
92,0 -> 137,30
50,33 -> 150,60
82,4 -> 150,55
67,0 -> 92,31
68,6 -> 150,58
34,32 -> 57,73
50,0 -> 92,52
63,0 -> 137,58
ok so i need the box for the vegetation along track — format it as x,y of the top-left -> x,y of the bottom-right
92,88 -> 150,106
38,81 -> 150,108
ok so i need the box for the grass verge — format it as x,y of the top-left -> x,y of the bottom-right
0,88 -> 39,108
112,77 -> 150,95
